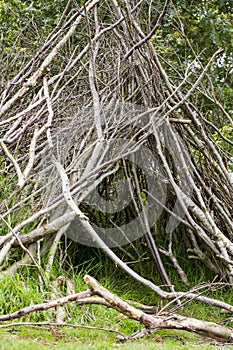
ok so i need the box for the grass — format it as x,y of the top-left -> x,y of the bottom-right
0,264 -> 232,350
0,327 -> 233,350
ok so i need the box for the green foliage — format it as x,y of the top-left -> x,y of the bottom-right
213,123 -> 233,169
160,0 -> 233,60
213,123 -> 233,146
0,0 -> 69,48
152,0 -> 233,118
178,0 -> 233,52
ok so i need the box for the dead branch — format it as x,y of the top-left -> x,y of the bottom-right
84,275 -> 233,343
0,0 -> 99,118
0,275 -> 232,343
0,290 -> 92,322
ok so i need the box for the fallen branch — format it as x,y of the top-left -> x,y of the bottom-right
84,275 -> 233,343
0,290 -> 92,322
0,275 -> 232,343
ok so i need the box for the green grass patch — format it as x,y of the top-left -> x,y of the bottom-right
0,268 -> 232,349
0,327 -> 232,350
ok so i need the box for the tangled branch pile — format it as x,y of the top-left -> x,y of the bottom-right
0,0 -> 232,299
